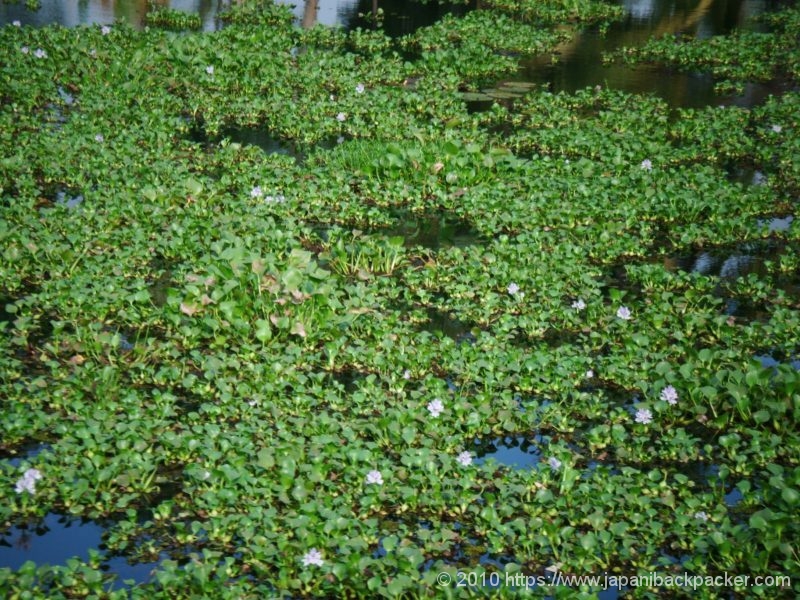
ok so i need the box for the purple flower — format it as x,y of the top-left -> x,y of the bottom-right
101,25 -> 112,35
336,112 -> 346,122
694,511 -> 709,522
205,66 -> 214,76
660,385 -> 678,405
427,398 -> 444,418
571,299 -> 586,310
355,83 -> 365,94
548,457 -> 562,471
507,282 -> 520,296
302,548 -> 324,567
585,369 -> 594,379
771,124 -> 782,133
365,470 -> 383,485
456,451 -> 472,466
34,48 -> 47,59
616,306 -> 632,320
12,20 -> 21,27
250,186 -> 263,199
14,468 -> 42,495
634,408 -> 653,424
402,369 -> 411,380
640,159 -> 652,171
94,134 -> 104,143
21,46 -> 29,54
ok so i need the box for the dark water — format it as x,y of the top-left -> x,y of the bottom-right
386,212 -> 481,250
0,513 -> 160,586
516,0 -> 787,108
474,435 -> 545,469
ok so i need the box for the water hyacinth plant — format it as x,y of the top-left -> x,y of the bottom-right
0,0 -> 798,597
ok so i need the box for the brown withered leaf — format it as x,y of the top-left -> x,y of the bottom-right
180,302 -> 198,316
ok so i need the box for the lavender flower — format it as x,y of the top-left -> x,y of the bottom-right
95,134 -> 104,143
250,186 -> 263,199
771,124 -> 782,133
694,511 -> 709,522
206,65 -> 214,75
34,48 -> 46,59
456,451 -> 472,466
21,46 -> 29,54
427,398 -> 444,418
507,282 -> 520,296
302,548 -> 324,567
571,299 -> 586,310
101,25 -> 112,35
14,468 -> 42,495
365,470 -> 383,485
640,159 -> 653,171
548,457 -> 562,471
402,369 -> 411,380
660,385 -> 678,405
616,306 -> 632,320
355,83 -> 365,94
585,369 -> 594,379
336,112 -> 346,122
634,408 -> 653,424
12,20 -> 21,27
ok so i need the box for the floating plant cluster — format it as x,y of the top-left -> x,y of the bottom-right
0,0 -> 798,598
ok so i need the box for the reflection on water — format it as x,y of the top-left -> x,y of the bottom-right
0,513 -> 163,586
474,435 -> 545,469
0,514 -> 103,570
518,0 -> 784,108
0,0 -> 462,34
662,240 -> 787,280
0,0 -> 225,31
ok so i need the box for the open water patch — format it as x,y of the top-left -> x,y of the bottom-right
662,239 -> 786,280
756,215 -> 794,233
0,512 -> 161,586
473,435 -> 547,470
755,353 -> 800,372
0,441 -> 50,467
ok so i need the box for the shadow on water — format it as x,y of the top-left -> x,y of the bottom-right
421,306 -> 477,344
384,212 -> 481,250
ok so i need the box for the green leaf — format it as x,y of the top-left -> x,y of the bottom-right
748,509 -> 773,531
752,409 -> 771,424
257,448 -> 274,469
255,319 -> 272,342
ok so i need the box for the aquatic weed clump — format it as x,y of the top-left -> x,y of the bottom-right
0,0 -> 799,597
